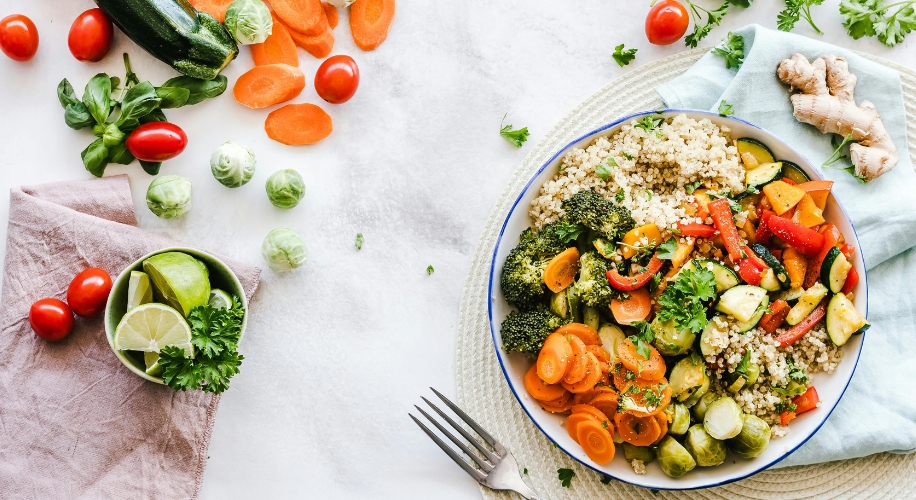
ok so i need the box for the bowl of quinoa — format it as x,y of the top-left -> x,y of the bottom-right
488,110 -> 867,490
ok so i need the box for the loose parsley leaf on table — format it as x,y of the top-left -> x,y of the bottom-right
558,468 -> 575,488
778,0 -> 826,34
355,233 -> 364,250
613,44 -> 638,67
712,32 -> 745,69
840,0 -> 916,47
656,267 -> 718,334
684,1 -> 731,48
718,99 -> 734,116
427,265 -> 435,275
500,113 -> 529,148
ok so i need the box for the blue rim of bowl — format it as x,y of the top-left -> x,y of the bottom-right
486,109 -> 868,490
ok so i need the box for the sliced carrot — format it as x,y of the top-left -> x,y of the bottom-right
562,336 -> 588,385
577,419 -> 616,464
288,23 -> 335,58
614,412 -> 661,447
540,392 -> 574,413
616,338 -> 666,381
350,0 -> 396,51
618,377 -> 671,417
537,332 -> 572,384
566,412 -> 598,443
271,0 -> 326,35
553,323 -> 600,346
322,2 -> 339,29
652,414 -> 669,445
252,16 -> 300,67
265,103 -> 334,145
233,64 -> 305,109
187,0 -> 234,22
586,345 -> 611,364
571,404 -> 609,423
543,247 -> 579,293
524,364 -> 566,401
610,287 -> 652,325
562,353 -> 603,393
612,363 -> 636,391
588,391 -> 619,420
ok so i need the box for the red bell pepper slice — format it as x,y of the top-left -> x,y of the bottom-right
780,410 -> 797,426
841,266 -> 860,294
840,243 -> 856,259
676,222 -> 717,239
763,211 -> 825,257
755,210 -> 773,245
804,224 -> 841,288
792,386 -> 820,415
708,198 -> 744,261
759,299 -> 791,334
737,258 -> 762,285
606,254 -> 663,291
775,298 -> 828,347
744,246 -> 768,270
781,177 -> 798,186
770,249 -> 783,260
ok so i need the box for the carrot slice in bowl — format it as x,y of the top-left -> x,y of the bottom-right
588,391 -> 620,420
537,332 -> 572,384
234,64 -> 305,109
616,337 -> 666,381
565,412 -> 598,443
576,419 -> 616,464
562,335 -> 588,385
554,323 -> 600,346
610,286 -> 652,325
618,377 -> 671,417
524,364 -> 566,402
350,0 -> 396,50
265,104 -> 334,145
562,352 -> 602,393
543,247 -> 579,293
614,412 -> 661,446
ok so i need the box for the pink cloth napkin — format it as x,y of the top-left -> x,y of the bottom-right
0,176 -> 260,499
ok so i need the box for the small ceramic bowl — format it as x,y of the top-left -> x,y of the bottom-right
104,247 -> 248,384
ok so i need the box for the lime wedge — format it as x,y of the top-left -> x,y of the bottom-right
144,351 -> 164,376
143,252 -> 211,317
127,271 -> 154,310
114,303 -> 193,357
209,289 -> 233,309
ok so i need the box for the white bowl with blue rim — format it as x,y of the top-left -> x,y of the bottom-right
487,109 -> 868,490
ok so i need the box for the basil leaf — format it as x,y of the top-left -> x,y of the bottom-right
101,123 -> 125,147
107,142 -> 135,165
155,86 -> 191,109
82,74 -> 112,125
140,160 -> 162,175
81,138 -> 109,177
159,75 -> 228,105
139,109 -> 168,125
110,76 -> 121,91
57,79 -> 80,108
64,102 -> 96,130
116,81 -> 161,129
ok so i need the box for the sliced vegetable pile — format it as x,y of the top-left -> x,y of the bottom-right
500,135 -> 867,477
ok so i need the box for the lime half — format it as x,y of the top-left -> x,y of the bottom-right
144,351 -> 164,376
127,271 -> 154,310
209,289 -> 233,309
114,303 -> 193,357
143,252 -> 210,317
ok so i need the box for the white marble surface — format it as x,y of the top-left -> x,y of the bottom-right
0,1 -> 913,498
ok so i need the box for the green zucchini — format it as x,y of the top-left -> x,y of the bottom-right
715,285 -> 768,323
775,286 -> 805,303
750,244 -> 790,289
786,282 -> 828,325
820,246 -> 853,293
780,161 -> 811,185
737,138 -> 775,166
733,296 -> 769,332
96,0 -> 239,80
759,269 -> 782,292
681,259 -> 740,293
746,162 -> 783,188
826,293 -> 868,346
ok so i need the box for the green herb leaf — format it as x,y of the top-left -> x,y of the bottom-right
656,267 -> 718,333
557,468 -> 575,488
356,233 -> 364,250
155,86 -> 191,109
718,99 -> 734,116
140,109 -> 169,125
82,73 -> 113,125
840,0 -> 916,46
116,81 -> 161,129
657,238 -> 679,260
500,114 -> 530,148
57,79 -> 81,109
685,180 -> 703,194
613,44 -> 638,67
554,221 -> 587,243
64,102 -> 96,130
615,189 -> 625,204
81,138 -> 109,177
139,160 -> 162,175
427,265 -> 435,275
712,32 -> 745,69
159,75 -> 229,105
596,158 -> 617,181
684,1 -> 730,48
600,474 -> 613,484
736,348 -> 752,376
635,115 -> 663,133
107,142 -> 136,165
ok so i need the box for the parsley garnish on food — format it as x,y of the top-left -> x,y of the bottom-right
635,115 -> 663,134
427,265 -> 435,275
708,191 -> 743,214
736,348 -> 753,376
712,32 -> 745,69
840,0 -> 916,47
787,358 -> 809,383
355,233 -> 364,250
499,113 -> 530,148
596,157 -> 617,181
684,1 -> 730,48
622,151 -> 634,160
158,297 -> 245,394
775,400 -> 798,413
628,321 -> 656,360
554,221 -> 587,243
823,133 -> 868,183
656,267 -> 718,334
685,180 -> 703,194
557,468 -> 575,488
778,0 -> 826,33
657,238 -> 680,260
718,99 -> 734,116
613,44 -> 638,67
615,189 -> 625,203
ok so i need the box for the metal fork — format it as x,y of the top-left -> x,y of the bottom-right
410,388 -> 541,500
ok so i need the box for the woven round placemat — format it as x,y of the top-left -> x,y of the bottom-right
455,47 -> 916,499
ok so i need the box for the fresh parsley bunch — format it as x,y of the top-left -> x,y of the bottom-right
159,296 -> 245,394
778,0 -> 826,33
840,0 -> 916,47
712,32 -> 745,69
656,267 -> 718,334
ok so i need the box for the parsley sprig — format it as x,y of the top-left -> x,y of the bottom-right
841,0 -> 916,46
554,221 -> 587,243
557,468 -> 575,488
656,238 -> 680,260
718,99 -> 735,116
656,267 -> 718,334
778,0 -> 826,33
613,44 -> 638,67
628,321 -> 656,360
712,32 -> 745,69
684,1 -> 730,47
499,114 -> 530,148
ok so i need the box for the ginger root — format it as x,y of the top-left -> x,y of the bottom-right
777,53 -> 898,182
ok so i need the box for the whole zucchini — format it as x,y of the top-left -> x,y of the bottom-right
95,0 -> 238,80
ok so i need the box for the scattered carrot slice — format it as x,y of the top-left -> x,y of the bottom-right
271,0 -> 326,35
265,103 -> 334,145
576,419 -> 616,464
588,391 -> 620,420
562,352 -> 602,393
322,2 -> 339,29
187,0 -> 234,22
524,364 -> 566,401
537,332 -> 572,384
566,412 -> 598,443
251,16 -> 300,67
571,404 -> 609,423
543,247 -> 579,293
562,336 -> 588,385
610,287 -> 652,325
234,64 -> 305,109
288,23 -> 335,58
586,345 -> 611,364
554,323 -> 600,346
616,338 -> 666,381
350,0 -> 396,51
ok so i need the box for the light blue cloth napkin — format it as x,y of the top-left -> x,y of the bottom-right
658,24 -> 916,468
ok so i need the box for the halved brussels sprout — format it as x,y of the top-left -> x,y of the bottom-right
657,436 -> 697,478
652,318 -> 696,356
664,403 -> 691,435
623,442 -> 656,464
680,371 -> 711,408
683,424 -> 727,466
727,414 -> 771,458
692,391 -> 721,421
669,357 -> 709,402
703,396 -> 744,440
598,324 -> 626,365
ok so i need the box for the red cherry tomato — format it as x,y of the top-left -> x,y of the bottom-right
645,0 -> 689,46
126,122 -> 188,162
67,268 -> 113,317
29,298 -> 74,341
0,14 -> 39,62
314,55 -> 360,104
68,8 -> 113,62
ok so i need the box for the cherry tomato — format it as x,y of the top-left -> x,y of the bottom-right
68,9 -> 113,62
0,14 -> 39,62
645,0 -> 689,46
29,298 -> 74,341
67,268 -> 113,317
126,122 -> 188,162
314,55 -> 360,104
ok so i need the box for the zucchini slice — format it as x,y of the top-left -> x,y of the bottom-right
737,138 -> 776,166
759,269 -> 782,292
775,286 -> 805,303
715,285 -> 768,323
786,282 -> 828,325
750,243 -> 790,289
826,293 -> 868,346
781,161 -> 811,185
746,162 -> 783,188
734,296 -> 770,332
820,246 -> 853,293
682,259 -> 740,293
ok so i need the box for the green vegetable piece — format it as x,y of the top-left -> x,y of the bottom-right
623,443 -> 656,463
142,252 -> 211,317
500,308 -> 569,354
718,99 -> 734,116
656,436 -> 697,478
117,81 -> 162,129
703,396 -> 744,440
210,141 -> 256,188
159,75 -> 229,105
266,169 -> 305,209
83,73 -> 112,125
262,228 -> 308,272
102,123 -> 125,147
840,0 -> 916,47
778,0 -> 826,34
652,318 -> 696,356
155,86 -> 191,109
664,403 -> 691,435
146,175 -> 192,219
225,0 -> 273,45
683,424 -> 727,467
82,138 -> 110,177
612,44 -> 637,67
668,357 -> 709,400
727,413 -> 771,458
684,1 -> 730,48
692,391 -> 721,421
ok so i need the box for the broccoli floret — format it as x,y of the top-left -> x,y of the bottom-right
562,190 -> 635,241
574,252 -> 618,308
500,308 -> 569,353
500,224 -> 570,309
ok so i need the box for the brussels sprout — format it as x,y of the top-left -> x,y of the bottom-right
146,175 -> 192,219
727,414 -> 771,458
692,391 -> 721,421
703,396 -> 744,440
669,357 -> 709,401
652,318 -> 696,356
266,169 -> 305,209
683,424 -> 727,466
224,0 -> 273,45
656,436 -> 697,478
598,324 -> 626,365
664,403 -> 691,435
261,228 -> 308,272
210,142 -> 256,188
623,442 -> 656,464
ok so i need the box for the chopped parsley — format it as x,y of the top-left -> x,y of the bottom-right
684,0 -> 730,48
355,233 -> 364,250
596,157 -> 617,181
499,114 -> 529,148
622,151 -> 634,160
736,348 -> 753,377
778,0 -> 826,34
635,115 -> 663,134
628,321 -> 656,360
615,189 -> 625,203
718,99 -> 734,116
554,221 -> 587,243
775,400 -> 798,413
427,265 -> 435,275
787,358 -> 808,383
558,468 -> 575,488
657,238 -> 680,260
600,474 -> 613,484
685,180 -> 703,194
840,0 -> 916,47
612,44 -> 638,67
656,267 -> 718,334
